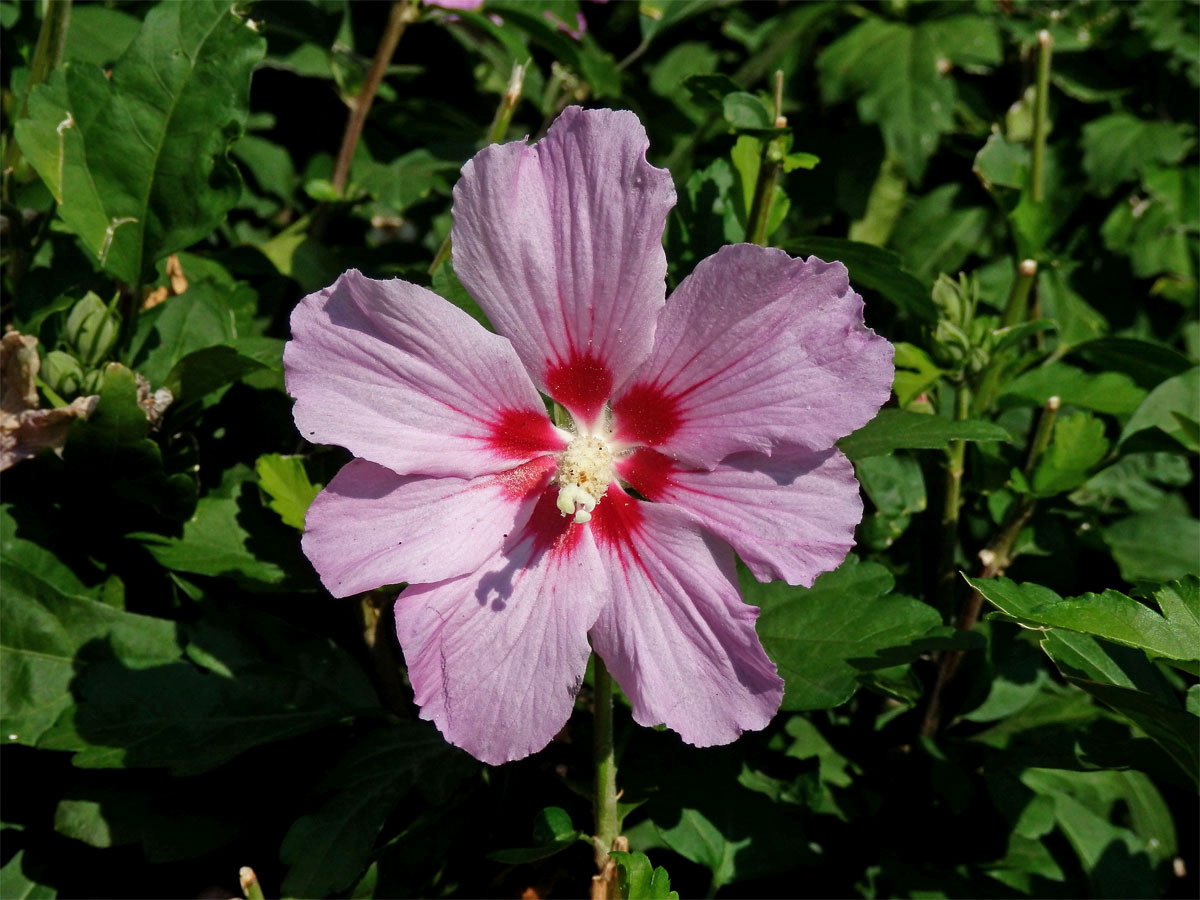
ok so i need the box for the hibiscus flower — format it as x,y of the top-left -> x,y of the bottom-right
284,106 -> 893,764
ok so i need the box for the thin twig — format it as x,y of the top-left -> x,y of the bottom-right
330,0 -> 419,197
921,397 -> 1060,737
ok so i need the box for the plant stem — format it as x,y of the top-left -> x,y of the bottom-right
591,654 -> 621,899
429,61 -> 528,276
921,396 -> 1060,737
935,381 -> 971,615
1001,258 -> 1038,328
3,0 -> 72,203
329,0 -> 418,197
592,654 -> 618,871
745,71 -> 786,247
1029,29 -> 1053,205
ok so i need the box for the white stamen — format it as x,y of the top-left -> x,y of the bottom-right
555,435 -> 614,524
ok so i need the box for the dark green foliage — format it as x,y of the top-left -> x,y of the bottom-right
1,1 -> 1195,899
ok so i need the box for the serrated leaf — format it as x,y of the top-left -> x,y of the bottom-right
1072,452 -> 1193,513
611,851 -> 679,900
746,557 -> 948,710
1001,362 -> 1147,416
818,18 -> 954,182
1031,412 -> 1109,496
1081,113 -> 1195,195
1120,366 -> 1200,451
13,0 -> 265,284
255,454 -> 320,530
1103,513 -> 1200,584
968,576 -> 1198,661
838,410 -> 1010,460
891,184 -> 990,279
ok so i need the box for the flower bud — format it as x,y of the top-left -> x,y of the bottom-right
64,292 -> 119,367
41,350 -> 84,396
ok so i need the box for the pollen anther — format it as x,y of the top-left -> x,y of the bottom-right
554,435 -> 614,524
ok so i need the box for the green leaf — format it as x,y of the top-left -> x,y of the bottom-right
969,575 -> 1198,661
1072,452 -> 1194,513
63,5 -> 140,66
1080,113 -> 1195,195
255,454 -> 321,531
747,556 -> 947,710
128,273 -> 243,385
231,133 -> 298,203
353,148 -> 458,213
162,346 -> 266,412
974,131 -> 1029,191
625,749 -> 808,892
1103,513 -> 1200,584
132,471 -> 296,587
38,609 -> 378,773
1070,337 -> 1193,391
721,91 -> 773,130
1021,769 -> 1169,896
1119,366 -> 1200,452
781,236 -> 935,322
281,724 -> 474,899
0,566 -> 180,747
924,14 -> 1003,67
1031,412 -> 1109,496
818,18 -> 954,183
611,851 -> 679,900
0,850 -> 56,900
487,807 -> 584,864
1001,363 -> 1147,416
13,0 -> 265,284
61,364 -> 196,519
890,184 -> 990,280
838,410 -> 1010,460
1101,165 -> 1199,285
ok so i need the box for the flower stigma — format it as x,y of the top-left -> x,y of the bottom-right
554,434 -> 614,524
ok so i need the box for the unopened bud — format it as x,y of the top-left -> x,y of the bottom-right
42,350 -> 84,396
64,292 -> 119,367
1018,259 -> 1038,277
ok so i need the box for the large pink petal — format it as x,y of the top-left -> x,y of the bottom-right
451,106 -> 676,428
588,489 -> 784,746
618,447 -> 861,588
611,244 -> 894,468
285,270 -> 563,479
395,489 -> 607,764
303,456 -> 555,597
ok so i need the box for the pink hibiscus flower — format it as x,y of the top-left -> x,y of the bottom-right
284,107 -> 893,765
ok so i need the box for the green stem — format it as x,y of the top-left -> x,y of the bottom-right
745,71 -> 786,247
239,866 -> 265,900
4,0 -> 72,203
429,61 -> 527,276
936,382 -> 970,615
1001,258 -> 1038,328
592,653 -> 618,875
1029,29 -> 1053,205
921,395 -> 1059,737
